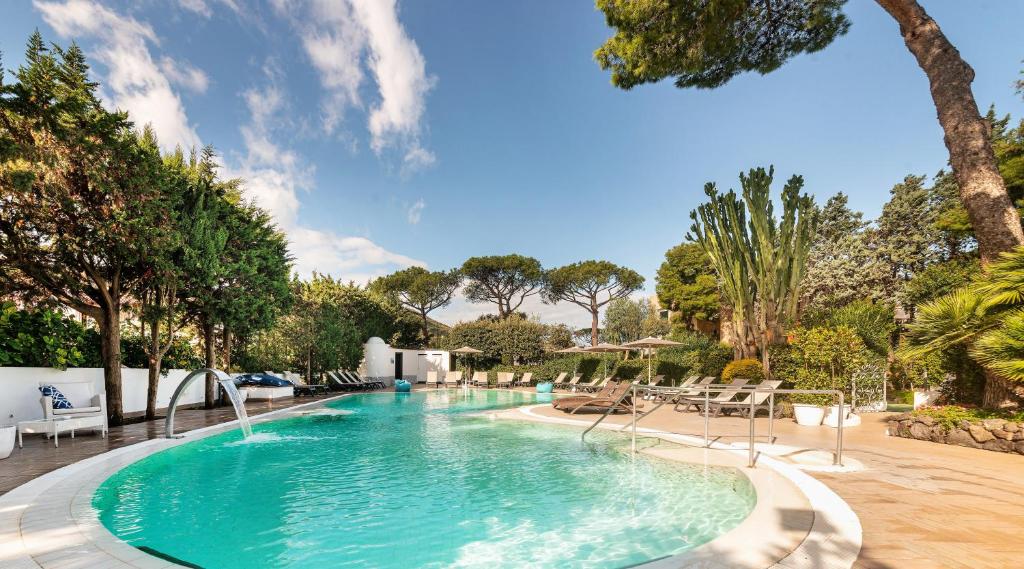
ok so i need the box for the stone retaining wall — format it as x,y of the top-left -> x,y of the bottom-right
888,413 -> 1024,455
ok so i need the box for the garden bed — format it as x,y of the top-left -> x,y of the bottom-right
887,407 -> 1024,455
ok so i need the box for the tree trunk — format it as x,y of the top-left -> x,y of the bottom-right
202,317 -> 217,408
876,0 -> 1024,263
590,305 -> 599,346
98,307 -> 124,426
221,325 -> 232,373
145,319 -> 160,421
420,310 -> 431,346
982,370 -> 1024,409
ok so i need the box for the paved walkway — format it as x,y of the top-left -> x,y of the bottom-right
529,401 -> 1024,569
4,389 -> 1023,568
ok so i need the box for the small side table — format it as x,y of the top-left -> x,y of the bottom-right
17,415 -> 106,448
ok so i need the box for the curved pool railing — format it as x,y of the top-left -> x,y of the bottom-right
165,368 -> 252,439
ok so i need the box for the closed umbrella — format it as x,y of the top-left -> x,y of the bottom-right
622,337 -> 684,385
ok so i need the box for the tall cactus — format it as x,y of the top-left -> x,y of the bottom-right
688,166 -> 817,369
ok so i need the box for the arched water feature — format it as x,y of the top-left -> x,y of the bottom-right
165,368 -> 252,439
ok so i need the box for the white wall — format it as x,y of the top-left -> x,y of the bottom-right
359,341 -> 451,385
0,367 -> 206,425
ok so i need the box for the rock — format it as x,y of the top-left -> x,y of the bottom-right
992,429 -> 1013,440
892,413 -> 912,422
1016,431 -> 1024,441
915,415 -> 935,427
1016,441 -> 1024,455
929,426 -> 947,444
960,420 -> 974,430
909,422 -> 932,440
983,439 -> 1015,453
887,421 -> 899,436
947,429 -> 981,448
982,419 -> 1007,431
898,421 -> 914,438
969,424 -> 995,443
1004,422 -> 1020,433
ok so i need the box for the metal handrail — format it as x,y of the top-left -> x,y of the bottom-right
605,385 -> 847,468
580,381 -> 641,442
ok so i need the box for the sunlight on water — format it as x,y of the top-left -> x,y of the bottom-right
94,390 -> 755,569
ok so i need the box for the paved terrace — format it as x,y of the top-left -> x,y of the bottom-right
3,388 -> 1023,568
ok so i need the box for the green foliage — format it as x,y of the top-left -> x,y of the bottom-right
722,358 -> 765,384
373,266 -> 461,345
439,315 -> 564,366
594,0 -> 850,90
603,297 -> 648,344
802,299 -> 895,357
801,193 -> 889,310
785,326 -> 869,405
0,302 -> 85,368
912,405 -> 1024,431
903,257 -> 980,307
688,166 -> 817,362
116,332 -> 204,370
461,254 -> 544,318
655,242 -> 719,326
542,260 -> 644,345
875,175 -> 941,301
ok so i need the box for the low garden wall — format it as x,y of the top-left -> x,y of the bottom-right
888,413 -> 1024,455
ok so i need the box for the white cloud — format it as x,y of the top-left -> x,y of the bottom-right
35,0 -> 203,152
159,56 -> 209,93
178,0 -> 212,18
276,0 -> 435,169
406,198 -> 425,225
227,67 -> 425,281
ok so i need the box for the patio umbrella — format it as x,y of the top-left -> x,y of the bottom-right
554,345 -> 586,379
622,337 -> 683,385
583,342 -> 629,381
451,346 -> 483,379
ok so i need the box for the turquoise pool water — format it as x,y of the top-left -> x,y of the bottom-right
94,390 -> 756,568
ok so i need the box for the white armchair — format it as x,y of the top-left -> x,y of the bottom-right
39,381 -> 108,434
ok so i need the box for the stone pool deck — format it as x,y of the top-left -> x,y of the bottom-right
2,388 -> 1023,568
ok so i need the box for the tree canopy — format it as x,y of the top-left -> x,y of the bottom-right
543,260 -> 644,346
594,0 -> 850,89
655,242 -> 720,327
373,266 -> 461,345
461,254 -> 545,318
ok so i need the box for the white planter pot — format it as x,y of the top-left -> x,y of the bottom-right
823,404 -> 853,428
792,404 -> 825,426
0,426 -> 15,460
912,389 -> 939,410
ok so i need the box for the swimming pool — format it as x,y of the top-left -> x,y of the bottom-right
94,390 -> 756,568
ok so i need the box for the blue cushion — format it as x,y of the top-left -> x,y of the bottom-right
39,385 -> 74,409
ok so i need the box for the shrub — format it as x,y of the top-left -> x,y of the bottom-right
786,325 -> 873,405
0,302 -> 86,369
912,405 -> 1024,431
721,358 -> 764,383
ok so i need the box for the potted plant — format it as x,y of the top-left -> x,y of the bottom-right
0,422 -> 15,460
791,369 -> 830,425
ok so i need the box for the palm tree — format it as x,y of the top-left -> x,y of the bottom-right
903,247 -> 1024,407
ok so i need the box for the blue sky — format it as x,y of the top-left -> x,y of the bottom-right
3,1 -> 1023,327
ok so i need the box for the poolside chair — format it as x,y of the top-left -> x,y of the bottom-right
472,371 -> 489,388
564,381 -> 644,415
514,372 -> 534,387
425,371 -> 439,388
575,375 -> 602,393
678,378 -> 751,412
671,377 -> 716,409
549,372 -> 569,389
347,370 -> 385,390
292,375 -> 329,397
495,372 -> 514,389
652,375 -> 698,402
705,380 -> 783,418
444,371 -> 463,387
552,381 -> 619,411
564,373 -> 583,391
327,371 -> 356,391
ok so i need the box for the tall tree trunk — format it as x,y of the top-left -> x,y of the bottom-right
145,318 -> 161,421
877,0 -> 1024,262
420,310 -> 430,346
202,317 -> 217,408
221,325 -> 232,373
590,304 -> 599,346
98,306 -> 124,426
878,0 -> 1024,408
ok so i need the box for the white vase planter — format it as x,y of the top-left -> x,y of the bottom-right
0,425 -> 15,460
823,404 -> 854,428
792,403 -> 825,426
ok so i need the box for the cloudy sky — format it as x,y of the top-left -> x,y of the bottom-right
3,1 -> 1023,328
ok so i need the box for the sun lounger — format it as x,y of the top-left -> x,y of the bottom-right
563,381 -> 644,415
426,371 -> 439,388
679,379 -> 751,412
651,375 -> 698,402
292,375 -> 329,396
575,376 -> 601,393
327,371 -> 358,391
472,371 -> 489,387
514,372 -> 533,387
552,381 -> 619,410
549,372 -> 569,389
444,371 -> 463,387
348,371 -> 385,390
496,372 -> 514,388
563,373 -> 583,391
705,380 -> 783,417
